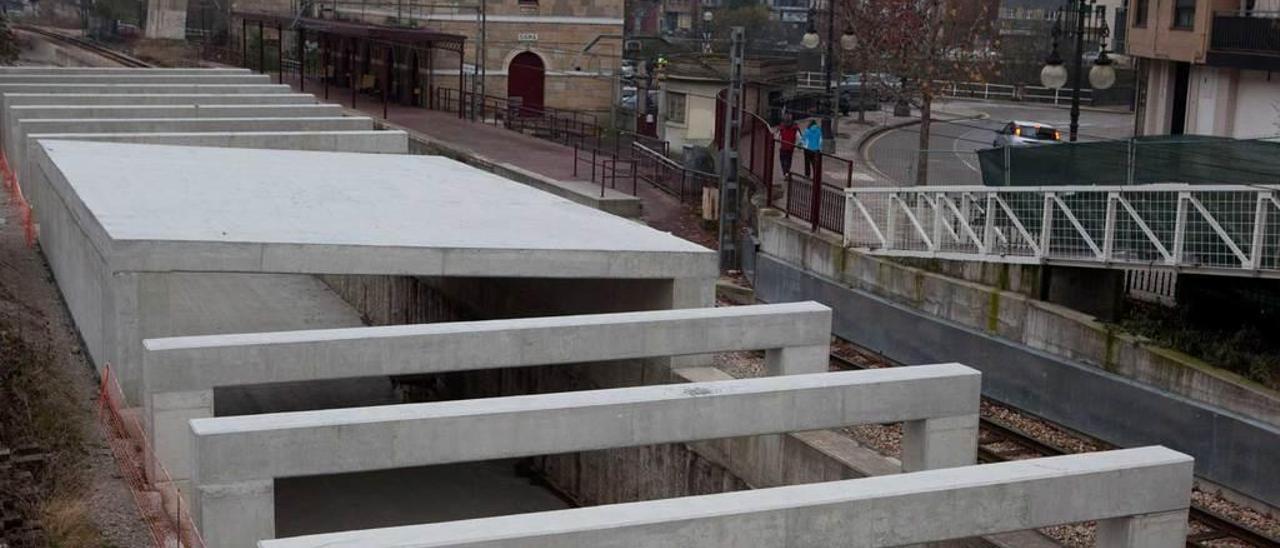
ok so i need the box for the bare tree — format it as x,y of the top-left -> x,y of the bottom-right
844,0 -> 997,185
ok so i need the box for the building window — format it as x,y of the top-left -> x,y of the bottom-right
1133,0 -> 1148,27
666,92 -> 686,124
1172,0 -> 1195,29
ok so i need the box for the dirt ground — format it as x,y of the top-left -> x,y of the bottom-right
0,198 -> 151,546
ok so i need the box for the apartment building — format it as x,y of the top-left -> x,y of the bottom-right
1127,0 -> 1280,137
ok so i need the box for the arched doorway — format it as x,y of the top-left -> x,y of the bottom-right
507,51 -> 545,115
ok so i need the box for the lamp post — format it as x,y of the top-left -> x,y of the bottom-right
802,3 -> 856,154
702,10 -> 713,53
1040,0 -> 1116,142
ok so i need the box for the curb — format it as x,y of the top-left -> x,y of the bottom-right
855,110 -> 989,184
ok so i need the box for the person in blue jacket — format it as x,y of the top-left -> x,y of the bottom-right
801,120 -> 822,178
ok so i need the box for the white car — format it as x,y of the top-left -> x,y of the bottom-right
993,121 -> 1063,147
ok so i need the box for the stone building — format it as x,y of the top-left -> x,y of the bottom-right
256,0 -> 626,114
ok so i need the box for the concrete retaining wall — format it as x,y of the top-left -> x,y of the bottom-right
757,212 -> 1280,426
755,211 -> 1280,507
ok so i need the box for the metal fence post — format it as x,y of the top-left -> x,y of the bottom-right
810,154 -> 823,231
573,144 -> 579,178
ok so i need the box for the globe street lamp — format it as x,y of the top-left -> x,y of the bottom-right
703,10 -> 713,53
1040,0 -> 1115,142
802,6 -> 856,153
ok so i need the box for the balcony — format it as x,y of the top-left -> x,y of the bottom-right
1207,11 -> 1280,70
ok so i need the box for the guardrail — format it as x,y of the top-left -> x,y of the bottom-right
842,184 -> 1280,277
631,142 -> 716,204
933,80 -> 1093,106
432,87 -> 604,151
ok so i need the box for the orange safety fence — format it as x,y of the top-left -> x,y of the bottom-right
98,365 -> 207,548
0,151 -> 35,247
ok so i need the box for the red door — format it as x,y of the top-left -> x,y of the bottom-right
507,52 -> 545,115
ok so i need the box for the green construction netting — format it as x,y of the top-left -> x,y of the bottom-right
979,135 -> 1280,187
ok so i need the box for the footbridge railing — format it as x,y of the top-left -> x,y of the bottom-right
842,184 -> 1280,277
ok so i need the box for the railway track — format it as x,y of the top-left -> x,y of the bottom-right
828,350 -> 1280,548
16,25 -> 152,68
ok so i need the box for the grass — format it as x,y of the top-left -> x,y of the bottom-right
0,325 -> 103,546
1119,301 -> 1280,390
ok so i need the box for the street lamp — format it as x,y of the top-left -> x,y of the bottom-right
703,10 -> 714,53
802,5 -> 853,153
1039,0 -> 1115,142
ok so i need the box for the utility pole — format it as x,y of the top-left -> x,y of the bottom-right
718,27 -> 744,272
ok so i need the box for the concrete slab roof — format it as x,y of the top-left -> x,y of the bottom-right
37,140 -> 715,278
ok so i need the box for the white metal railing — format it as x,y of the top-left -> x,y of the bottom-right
797,71 -> 827,90
843,184 -> 1280,277
933,80 -> 1094,106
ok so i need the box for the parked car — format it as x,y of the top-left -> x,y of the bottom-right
993,120 -> 1063,147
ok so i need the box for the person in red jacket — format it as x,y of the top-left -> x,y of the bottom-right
776,114 -> 799,179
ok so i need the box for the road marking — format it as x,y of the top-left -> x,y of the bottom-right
952,127 -> 983,173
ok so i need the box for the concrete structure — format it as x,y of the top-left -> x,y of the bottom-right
13,117 -> 381,185
1127,0 -> 1280,137
30,131 -> 410,155
1,93 -> 317,109
0,74 -> 271,85
4,104 -> 346,168
756,211 -> 1280,507
29,140 -> 715,404
261,447 -> 1193,548
140,302 -> 831,488
0,68 -> 251,75
147,0 -> 190,39
189,365 -> 981,546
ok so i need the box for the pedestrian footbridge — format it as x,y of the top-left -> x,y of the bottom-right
841,184 -> 1280,278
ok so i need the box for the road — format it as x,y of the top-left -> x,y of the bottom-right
865,100 -> 1136,186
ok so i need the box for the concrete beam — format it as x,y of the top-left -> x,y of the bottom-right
0,83 -> 292,96
141,303 -> 831,486
0,74 -> 270,84
2,93 -> 317,108
5,104 -> 346,166
31,130 -> 411,155
11,115 -> 365,187
259,447 -> 1193,548
189,365 -> 980,546
0,68 -> 250,75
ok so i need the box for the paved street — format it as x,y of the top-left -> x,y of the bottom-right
864,100 -> 1136,186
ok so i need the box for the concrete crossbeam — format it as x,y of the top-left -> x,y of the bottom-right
2,93 -> 317,108
0,84 -> 291,95
30,131 -> 411,155
259,447 -> 1193,548
0,74 -> 271,84
189,365 -> 981,546
14,118 -> 375,185
141,302 -> 831,486
5,104 -> 346,166
0,68 -> 251,75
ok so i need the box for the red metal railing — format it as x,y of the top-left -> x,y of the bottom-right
433,87 -> 604,151
631,142 -> 718,204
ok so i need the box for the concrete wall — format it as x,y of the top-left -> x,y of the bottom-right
189,366 -> 981,546
146,0 -> 190,39
260,447 -> 1194,548
756,211 -> 1280,507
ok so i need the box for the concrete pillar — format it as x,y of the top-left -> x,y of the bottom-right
144,388 -> 213,490
901,413 -> 979,472
764,344 -> 828,376
145,0 -> 190,40
196,479 -> 274,548
668,276 -> 717,370
1096,510 -> 1188,548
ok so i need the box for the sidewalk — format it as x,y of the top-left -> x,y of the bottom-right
286,77 -> 717,249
